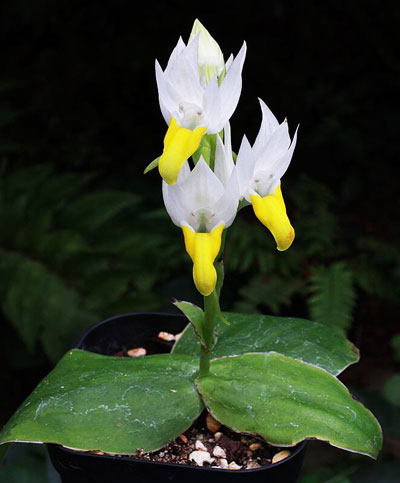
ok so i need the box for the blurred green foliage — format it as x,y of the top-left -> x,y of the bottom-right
1,162 -> 399,364
0,163 -> 190,363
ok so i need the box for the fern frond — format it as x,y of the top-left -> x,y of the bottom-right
234,274 -> 302,314
308,262 -> 356,333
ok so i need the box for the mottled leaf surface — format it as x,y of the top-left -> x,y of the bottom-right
0,350 -> 203,454
173,312 -> 358,375
196,353 -> 382,458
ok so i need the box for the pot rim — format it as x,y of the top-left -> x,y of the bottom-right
75,311 -> 185,348
49,439 -> 308,473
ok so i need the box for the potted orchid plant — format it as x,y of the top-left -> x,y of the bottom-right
0,20 -> 382,482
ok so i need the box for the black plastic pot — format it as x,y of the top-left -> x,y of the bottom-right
47,312 -> 307,483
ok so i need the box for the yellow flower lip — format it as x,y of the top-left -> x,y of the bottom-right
181,223 -> 224,296
159,118 -> 207,185
250,184 -> 295,251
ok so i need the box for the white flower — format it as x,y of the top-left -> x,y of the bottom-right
235,98 -> 298,251
163,132 -> 239,295
155,23 -> 246,185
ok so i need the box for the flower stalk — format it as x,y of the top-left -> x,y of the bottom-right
199,289 -> 220,378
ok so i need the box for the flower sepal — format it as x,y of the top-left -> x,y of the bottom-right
143,156 -> 160,174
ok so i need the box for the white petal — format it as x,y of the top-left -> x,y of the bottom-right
164,35 -> 203,105
182,158 -> 225,211
176,161 -> 191,183
235,135 -> 256,199
225,54 -> 233,70
202,75 -> 221,129
269,125 -> 298,182
207,42 -> 247,133
155,60 -> 177,124
214,132 -> 234,187
213,169 -> 239,229
165,37 -> 187,72
162,180 -> 187,227
252,98 -> 280,158
254,121 -> 291,172
224,121 -> 232,155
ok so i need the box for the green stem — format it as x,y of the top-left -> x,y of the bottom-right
199,223 -> 227,377
199,290 -> 220,378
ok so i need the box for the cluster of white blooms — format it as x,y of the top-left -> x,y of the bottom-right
153,20 -> 297,296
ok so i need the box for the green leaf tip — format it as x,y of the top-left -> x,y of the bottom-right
196,352 -> 382,459
173,300 -> 206,348
144,156 -> 160,174
0,349 -> 203,454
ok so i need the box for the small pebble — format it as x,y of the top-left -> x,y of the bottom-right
189,450 -> 214,467
212,445 -> 226,458
272,450 -> 291,464
195,440 -> 207,451
249,443 -> 262,451
228,461 -> 242,470
127,347 -> 146,357
246,461 -> 260,469
178,434 -> 188,444
219,458 -> 228,469
206,413 -> 221,433
214,431 -> 223,441
157,331 -> 176,341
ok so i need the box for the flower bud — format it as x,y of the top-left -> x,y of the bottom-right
190,19 -> 224,84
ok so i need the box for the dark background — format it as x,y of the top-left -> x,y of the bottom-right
0,1 -> 399,481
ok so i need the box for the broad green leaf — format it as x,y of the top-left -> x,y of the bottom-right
0,350 -> 203,454
174,300 -> 206,347
196,353 -> 382,458
143,157 -> 160,174
172,312 -> 359,375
